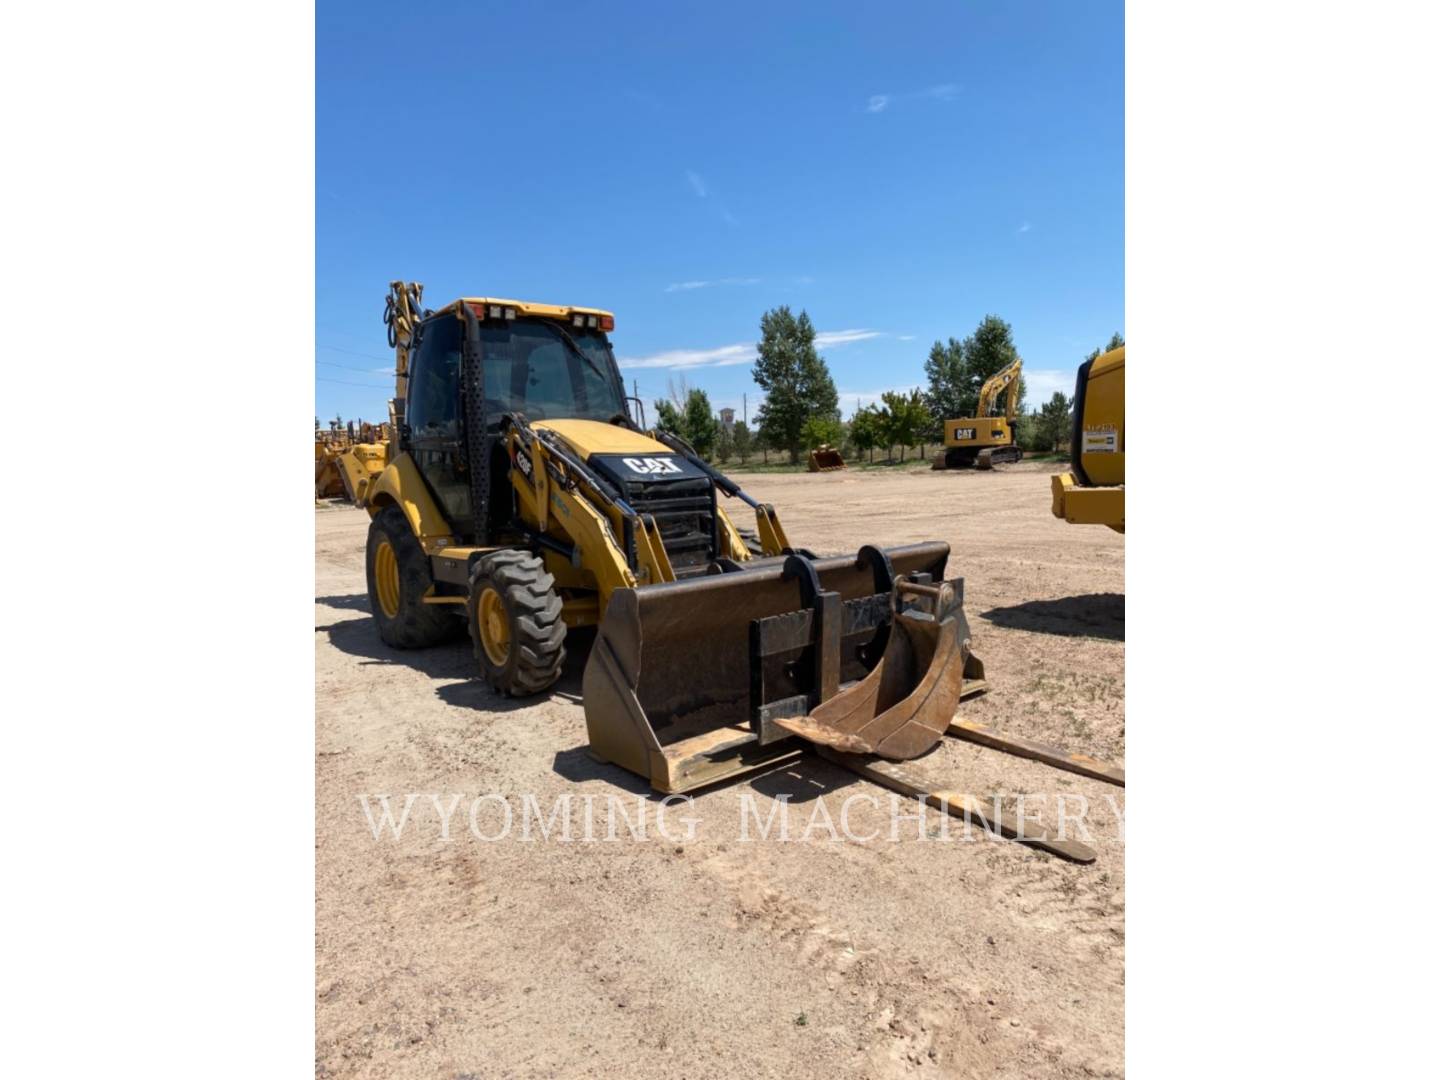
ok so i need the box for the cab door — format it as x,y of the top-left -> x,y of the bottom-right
403,313 -> 472,528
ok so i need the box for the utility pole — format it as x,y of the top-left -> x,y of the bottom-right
743,393 -> 747,425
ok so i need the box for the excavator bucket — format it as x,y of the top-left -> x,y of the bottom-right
807,445 -> 847,472
768,579 -> 980,759
582,542 -> 983,793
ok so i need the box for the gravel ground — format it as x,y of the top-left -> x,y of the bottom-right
316,461 -> 1124,1079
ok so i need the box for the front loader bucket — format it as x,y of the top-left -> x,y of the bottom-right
807,446 -> 847,472
582,542 -> 979,793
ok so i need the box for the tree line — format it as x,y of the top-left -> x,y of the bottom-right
653,307 -> 1122,466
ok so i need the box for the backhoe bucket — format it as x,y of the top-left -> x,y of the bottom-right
582,542 -> 981,793
769,580 -> 980,759
807,445 -> 847,472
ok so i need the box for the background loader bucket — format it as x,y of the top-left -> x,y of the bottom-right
582,543 -> 954,792
807,445 -> 847,472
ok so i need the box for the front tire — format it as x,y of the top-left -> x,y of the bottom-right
366,505 -> 457,648
468,550 -> 567,695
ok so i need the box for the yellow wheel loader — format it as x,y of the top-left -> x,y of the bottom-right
359,282 -> 1121,862
1051,345 -> 1124,532
932,358 -> 1025,470
316,422 -> 390,504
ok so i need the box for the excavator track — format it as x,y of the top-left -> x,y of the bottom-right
976,445 -> 1024,470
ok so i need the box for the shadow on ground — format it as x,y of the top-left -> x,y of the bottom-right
316,593 -> 372,612
317,594 -> 586,708
980,593 -> 1124,641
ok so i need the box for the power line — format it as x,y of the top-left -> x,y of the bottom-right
316,376 -> 392,388
317,343 -> 393,363
316,358 -> 390,374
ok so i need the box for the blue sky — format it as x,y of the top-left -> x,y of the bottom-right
317,0 -> 1123,424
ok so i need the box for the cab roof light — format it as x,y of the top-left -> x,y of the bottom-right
572,313 -> 585,327
488,304 -> 502,319
503,307 -> 516,320
599,314 -> 614,331
586,314 -> 598,328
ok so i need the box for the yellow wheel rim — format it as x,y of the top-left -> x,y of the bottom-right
374,539 -> 401,619
477,587 -> 511,666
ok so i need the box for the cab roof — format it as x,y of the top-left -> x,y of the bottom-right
432,298 -> 614,321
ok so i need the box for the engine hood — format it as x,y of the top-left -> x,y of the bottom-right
534,419 -> 671,459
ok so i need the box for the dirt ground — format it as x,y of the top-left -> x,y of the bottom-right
315,462 -> 1124,1079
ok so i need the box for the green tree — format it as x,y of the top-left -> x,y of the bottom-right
848,405 -> 884,462
732,420 -> 753,463
681,388 -> 719,458
714,423 -> 735,464
1015,413 -> 1043,453
1037,392 -> 1073,453
923,337 -> 968,424
963,315 -> 1026,416
879,389 -> 928,462
1084,332 -> 1125,364
924,316 -> 1029,425
800,414 -> 842,451
654,398 -> 683,434
752,306 -> 841,464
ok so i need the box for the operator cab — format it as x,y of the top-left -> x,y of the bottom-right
401,300 -> 632,539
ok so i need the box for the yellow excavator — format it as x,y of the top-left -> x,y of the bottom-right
1051,345 -> 1124,532
933,358 -> 1024,470
355,282 -> 1122,862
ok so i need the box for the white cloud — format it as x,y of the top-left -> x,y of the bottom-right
866,84 -> 959,113
814,328 -> 883,349
620,327 -> 881,371
1018,221 -> 1032,234
685,170 -> 707,198
897,334 -> 916,341
619,343 -> 757,371
664,277 -> 761,293
1019,368 -> 1074,407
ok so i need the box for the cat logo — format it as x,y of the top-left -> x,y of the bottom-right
621,456 -> 683,476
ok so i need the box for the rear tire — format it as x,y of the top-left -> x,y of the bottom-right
366,505 -> 456,648
468,550 -> 567,696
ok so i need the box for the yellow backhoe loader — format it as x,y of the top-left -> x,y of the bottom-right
1051,345 -> 1124,532
358,282 -> 1122,862
932,358 -> 1024,470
